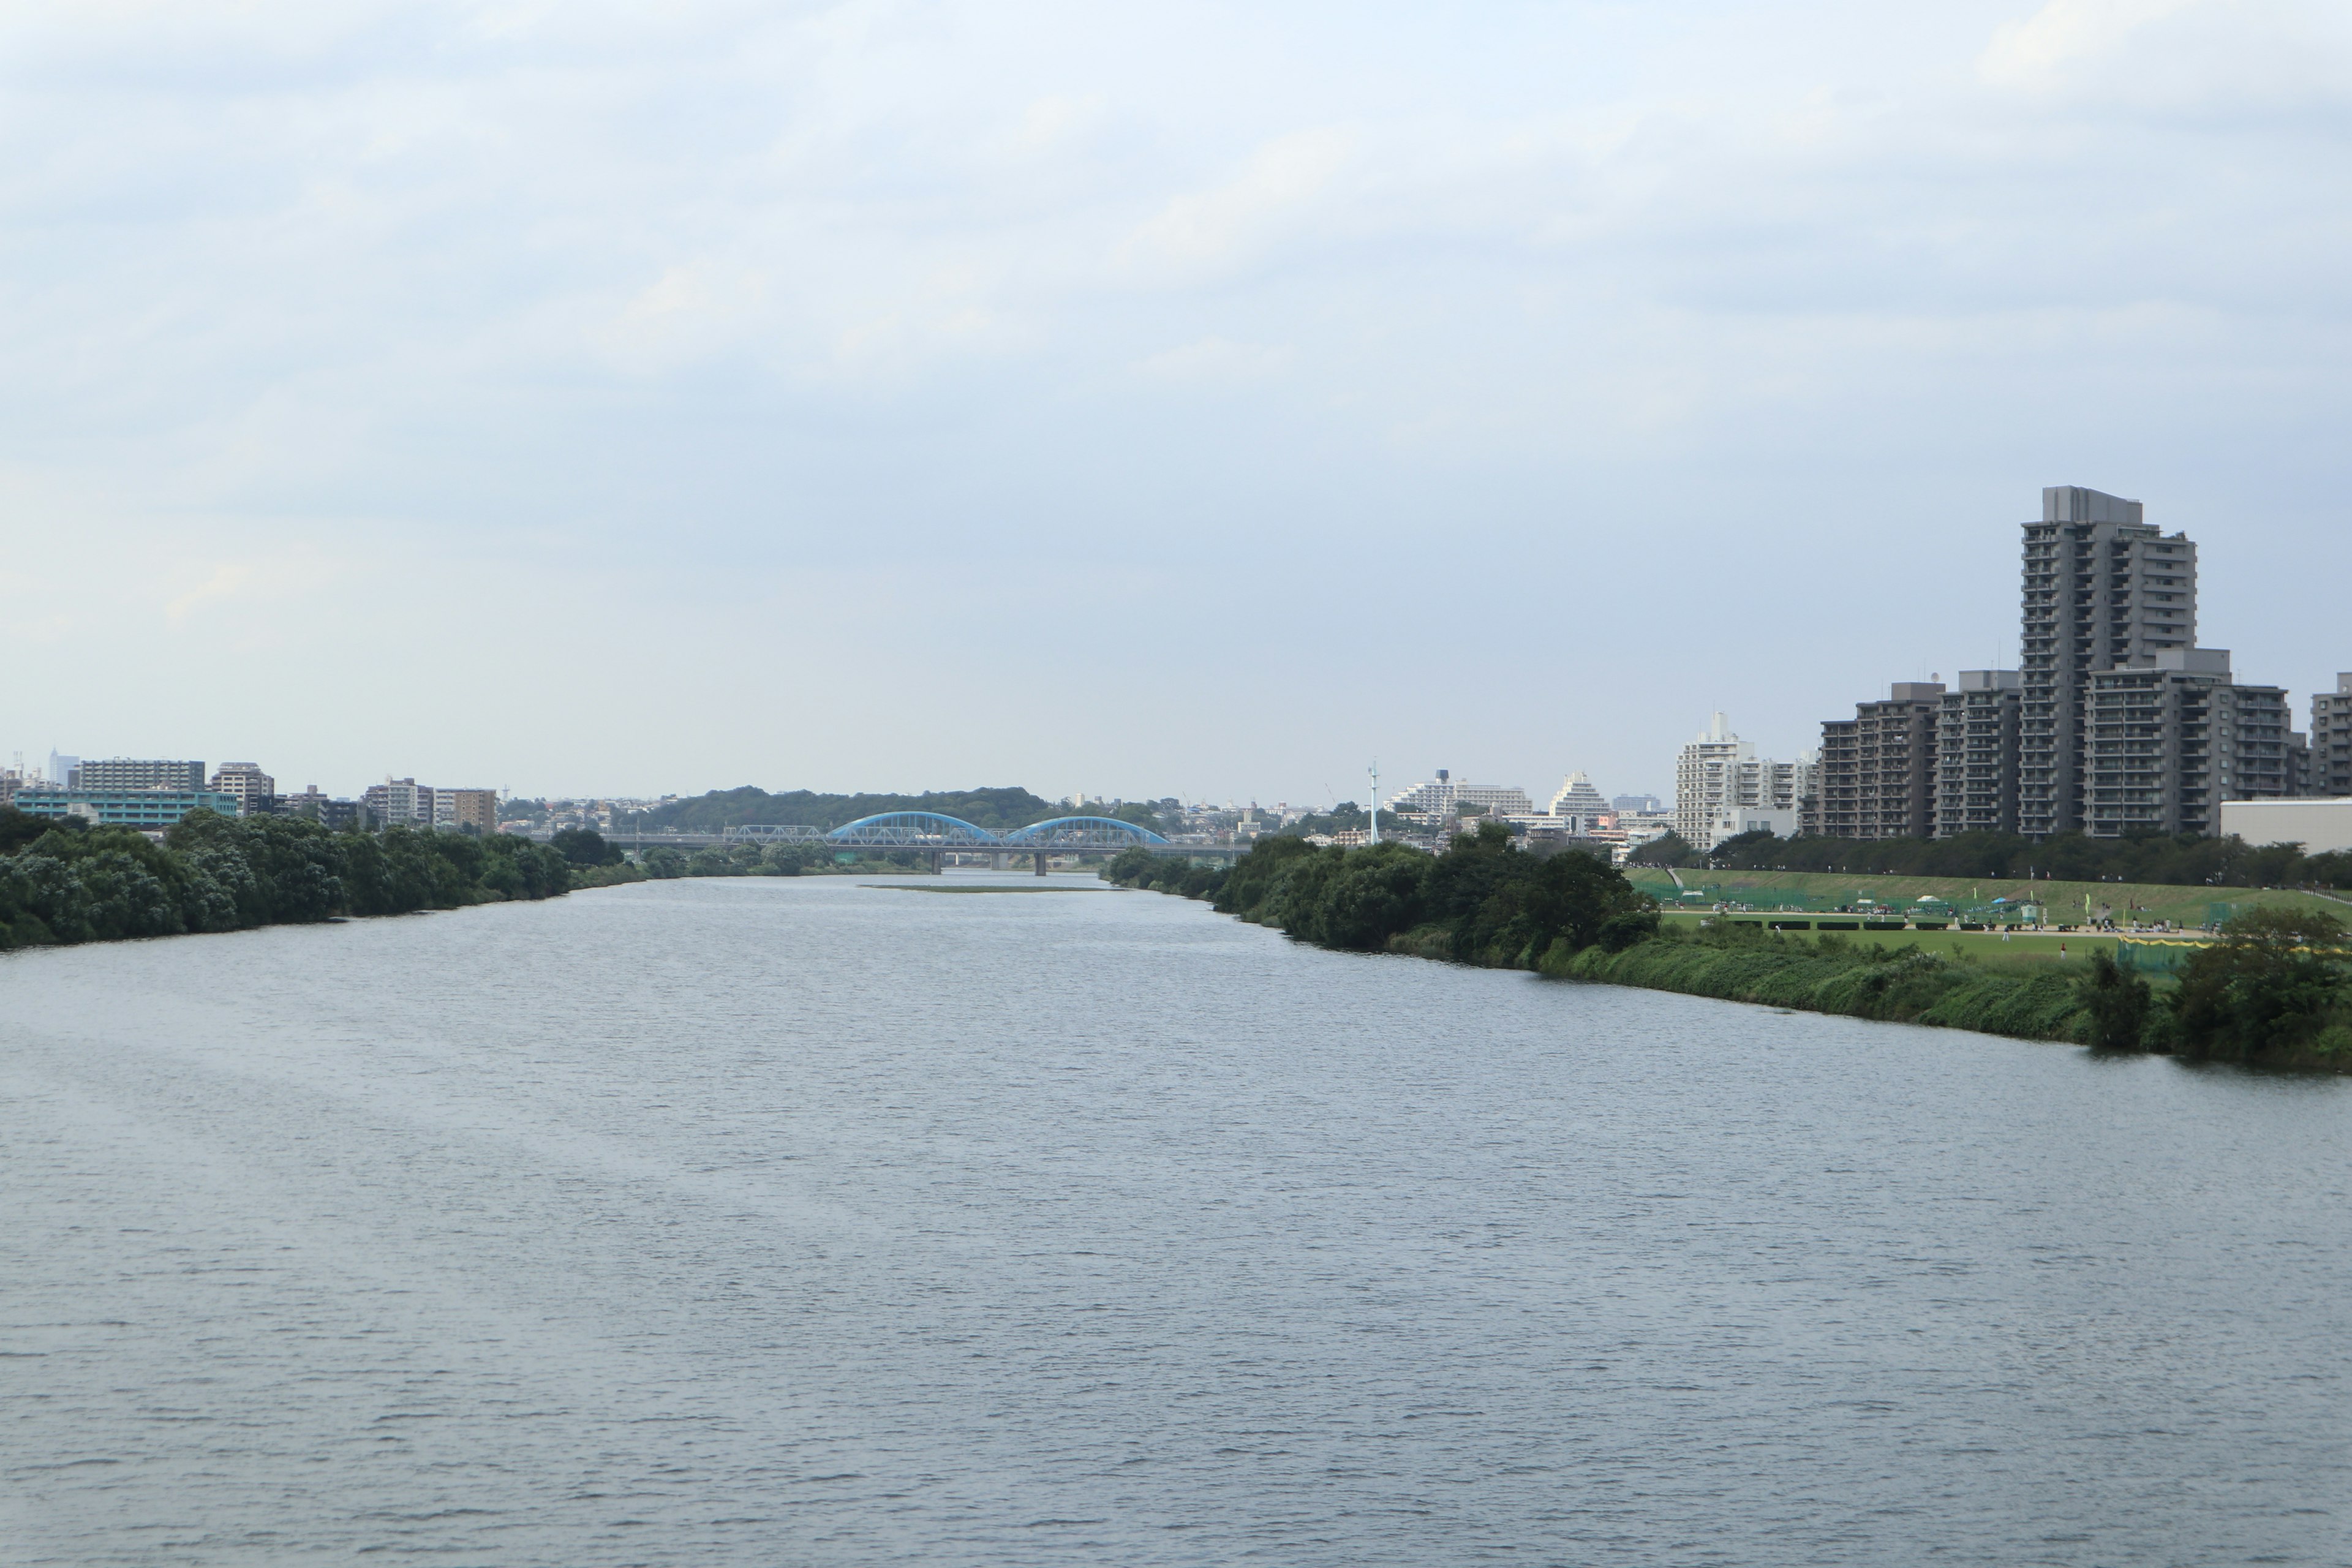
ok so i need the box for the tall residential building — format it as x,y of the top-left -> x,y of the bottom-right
2085,649 -> 2294,836
2313,675 -> 2352,797
1934,670 -> 2023,837
1814,683 -> 1943,840
207,762 -> 274,816
2018,486 -> 2198,836
1672,715 -> 1812,846
1673,714 -> 1751,846
74,758 -> 206,792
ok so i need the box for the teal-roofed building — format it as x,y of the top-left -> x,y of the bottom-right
11,789 -> 242,827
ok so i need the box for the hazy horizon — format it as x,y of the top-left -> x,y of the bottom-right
6,2 -> 2348,805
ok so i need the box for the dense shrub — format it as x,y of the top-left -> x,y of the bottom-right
2164,908 -> 2350,1065
2077,952 -> 2155,1050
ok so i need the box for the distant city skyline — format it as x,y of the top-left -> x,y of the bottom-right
3,4 -> 2346,801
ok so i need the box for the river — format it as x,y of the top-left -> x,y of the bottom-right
2,875 -> 2346,1564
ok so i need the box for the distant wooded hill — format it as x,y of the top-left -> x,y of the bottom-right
639,787 -> 1064,834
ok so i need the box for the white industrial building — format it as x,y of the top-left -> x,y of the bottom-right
2219,797 -> 2352,856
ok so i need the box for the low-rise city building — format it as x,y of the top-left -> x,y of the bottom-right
13,788 -> 241,827
1706,806 -> 1799,846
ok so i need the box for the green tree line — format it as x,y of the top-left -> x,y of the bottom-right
0,808 -> 575,951
1107,822 -> 1659,967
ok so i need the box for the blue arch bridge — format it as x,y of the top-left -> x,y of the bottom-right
598,813 -> 1240,875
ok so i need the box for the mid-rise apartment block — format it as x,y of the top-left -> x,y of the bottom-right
207,762 -> 275,815
1934,671 -> 2023,837
441,788 -> 498,834
2018,487 -> 2198,837
2085,650 -> 2295,836
1813,684 -> 1943,840
2314,675 -> 2352,797
363,777 -> 435,827
74,757 -> 206,793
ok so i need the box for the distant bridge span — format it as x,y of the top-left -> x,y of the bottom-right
589,812 -> 1243,872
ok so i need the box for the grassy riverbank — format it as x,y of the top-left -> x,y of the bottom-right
1557,927 -> 2089,1042
1627,867 -> 2346,930
1109,835 -> 2352,1073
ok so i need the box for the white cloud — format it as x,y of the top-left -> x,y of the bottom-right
1119,126 -> 1358,281
1136,336 -> 1293,383
0,2 -> 2345,798
1979,0 -> 2207,85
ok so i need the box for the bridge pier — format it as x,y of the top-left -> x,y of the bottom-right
1035,851 -> 1047,877
929,850 -> 942,873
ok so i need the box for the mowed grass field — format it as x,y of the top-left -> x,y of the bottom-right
1626,866 -> 2350,932
1655,910 -> 2125,962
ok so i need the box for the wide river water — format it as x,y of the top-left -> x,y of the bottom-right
2,875 -> 2346,1565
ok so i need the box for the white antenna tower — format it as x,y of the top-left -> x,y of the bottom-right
1368,760 -> 1380,846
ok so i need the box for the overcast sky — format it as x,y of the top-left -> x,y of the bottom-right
4,0 -> 2347,806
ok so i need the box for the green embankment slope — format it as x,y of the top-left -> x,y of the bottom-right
1657,915 -> 2122,962
1624,867 -> 2345,930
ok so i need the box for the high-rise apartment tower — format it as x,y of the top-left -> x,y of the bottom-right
2018,487 -> 2197,836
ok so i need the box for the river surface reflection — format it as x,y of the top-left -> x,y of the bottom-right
2,875 -> 2346,1564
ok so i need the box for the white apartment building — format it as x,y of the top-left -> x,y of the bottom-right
1547,771 -> 1610,820
1385,769 -> 1534,818
208,763 -> 275,815
1673,714 -> 1817,850
363,777 -> 436,826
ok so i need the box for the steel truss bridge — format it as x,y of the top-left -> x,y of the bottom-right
594,813 -> 1242,873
